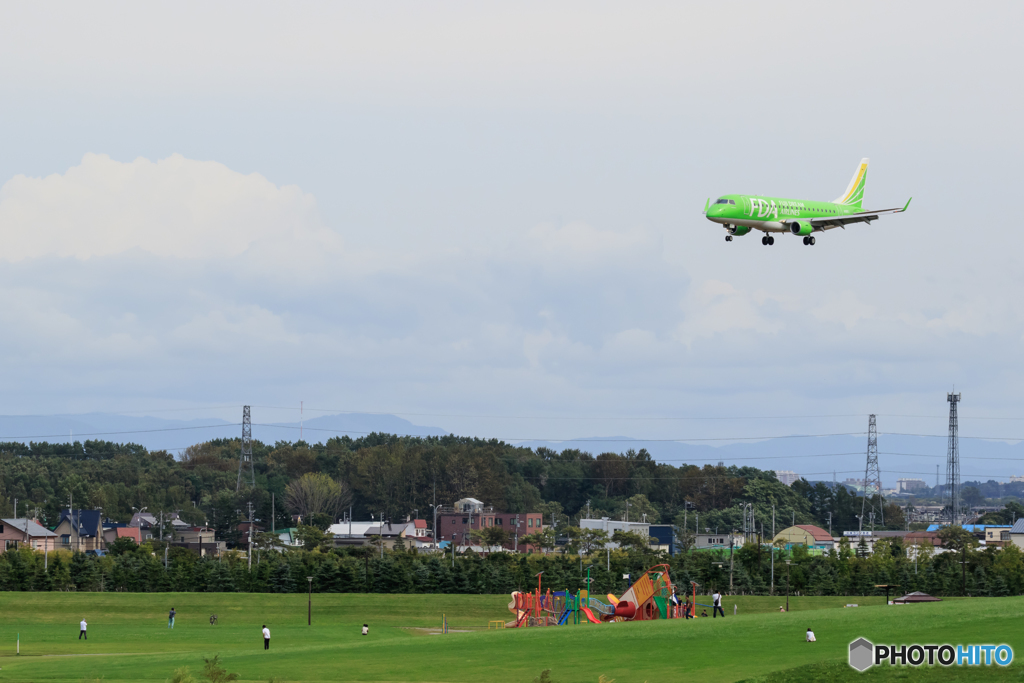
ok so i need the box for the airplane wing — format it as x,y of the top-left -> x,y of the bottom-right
811,198 -> 911,230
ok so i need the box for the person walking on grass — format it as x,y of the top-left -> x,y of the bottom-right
712,591 -> 725,618
262,624 -> 270,650
79,618 -> 88,640
168,607 -> 176,629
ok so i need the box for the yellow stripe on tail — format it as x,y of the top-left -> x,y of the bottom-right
834,158 -> 868,208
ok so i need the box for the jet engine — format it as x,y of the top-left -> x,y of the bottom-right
727,225 -> 751,236
789,221 -> 813,236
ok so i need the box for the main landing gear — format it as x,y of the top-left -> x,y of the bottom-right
802,236 -> 816,246
761,235 -> 775,246
725,235 -> 733,241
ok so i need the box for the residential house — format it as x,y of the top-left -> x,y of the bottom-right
982,526 -> 1012,548
274,528 -> 303,548
1008,519 -> 1024,550
53,509 -> 104,552
904,530 -> 946,559
129,511 -> 189,542
327,520 -> 378,548
0,518 -> 58,552
103,525 -> 142,546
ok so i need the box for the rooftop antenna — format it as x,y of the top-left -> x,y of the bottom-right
946,391 -> 962,526
237,405 -> 255,491
300,400 -> 303,441
859,415 -> 883,531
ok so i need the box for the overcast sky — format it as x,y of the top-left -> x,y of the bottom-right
1,2 -> 1024,465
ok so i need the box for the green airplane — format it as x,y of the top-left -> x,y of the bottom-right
704,159 -> 911,245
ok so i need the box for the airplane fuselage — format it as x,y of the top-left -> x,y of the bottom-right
705,195 -> 855,234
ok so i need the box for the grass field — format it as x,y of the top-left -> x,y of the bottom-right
0,592 -> 1019,682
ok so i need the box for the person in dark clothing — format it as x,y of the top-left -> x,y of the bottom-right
684,598 -> 693,619
712,591 -> 725,618
168,607 -> 176,629
700,609 -> 708,618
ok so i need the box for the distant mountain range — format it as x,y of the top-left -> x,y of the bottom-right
0,413 -> 1018,488
0,412 -> 447,453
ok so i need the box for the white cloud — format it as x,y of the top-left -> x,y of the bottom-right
0,153 -> 335,262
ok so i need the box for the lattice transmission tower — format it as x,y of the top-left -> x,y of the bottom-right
860,414 -> 883,531
237,405 -> 254,491
946,392 -> 961,526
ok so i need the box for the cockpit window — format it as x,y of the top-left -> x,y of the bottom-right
729,200 -> 736,205
715,198 -> 729,204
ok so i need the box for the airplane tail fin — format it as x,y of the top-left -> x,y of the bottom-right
834,158 -> 868,209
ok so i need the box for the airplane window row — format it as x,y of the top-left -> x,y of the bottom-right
714,198 -> 735,205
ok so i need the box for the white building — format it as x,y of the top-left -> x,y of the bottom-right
580,518 -> 649,549
774,471 -> 799,486
897,478 -> 927,493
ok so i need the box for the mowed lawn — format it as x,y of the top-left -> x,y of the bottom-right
0,592 -> 1020,682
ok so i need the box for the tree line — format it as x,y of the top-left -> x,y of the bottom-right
0,524 -> 1021,598
0,433 -> 908,545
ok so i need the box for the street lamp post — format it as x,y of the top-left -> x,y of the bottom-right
307,576 -> 313,625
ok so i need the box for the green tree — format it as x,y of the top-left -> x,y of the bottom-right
470,526 -> 509,550
938,525 -> 979,596
295,524 -> 328,552
565,527 -> 609,555
610,530 -> 650,552
201,654 -> 240,683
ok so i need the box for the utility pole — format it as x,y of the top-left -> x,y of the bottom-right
946,392 -> 962,526
272,493 -> 275,534
729,535 -> 734,591
237,406 -> 254,491
827,512 -> 832,536
247,501 -> 254,570
861,414 -> 884,528
785,560 -> 791,612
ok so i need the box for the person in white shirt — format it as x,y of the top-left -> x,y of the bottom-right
712,591 -> 725,618
362,624 -> 369,636
79,618 -> 88,640
806,628 -> 816,642
262,625 -> 270,650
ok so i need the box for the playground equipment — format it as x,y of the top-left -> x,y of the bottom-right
505,564 -> 678,627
